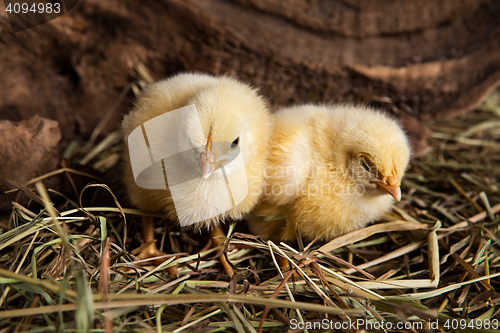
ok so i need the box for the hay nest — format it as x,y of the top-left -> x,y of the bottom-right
0,90 -> 499,332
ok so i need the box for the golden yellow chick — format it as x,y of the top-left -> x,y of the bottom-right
249,104 -> 410,243
122,73 -> 271,275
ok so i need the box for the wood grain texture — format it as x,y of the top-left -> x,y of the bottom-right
1,0 -> 499,156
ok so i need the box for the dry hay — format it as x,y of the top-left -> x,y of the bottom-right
0,88 -> 499,333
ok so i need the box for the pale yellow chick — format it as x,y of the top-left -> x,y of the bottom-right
249,104 -> 410,242
122,73 -> 272,274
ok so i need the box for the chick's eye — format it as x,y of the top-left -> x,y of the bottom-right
360,157 -> 373,172
231,137 -> 239,148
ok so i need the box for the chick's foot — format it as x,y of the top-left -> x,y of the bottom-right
135,216 -> 178,277
210,226 -> 234,277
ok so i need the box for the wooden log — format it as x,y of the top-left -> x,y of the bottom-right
0,0 -> 499,156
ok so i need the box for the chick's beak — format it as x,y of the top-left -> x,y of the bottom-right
374,172 -> 402,201
199,140 -> 225,179
200,140 -> 215,179
200,152 -> 213,179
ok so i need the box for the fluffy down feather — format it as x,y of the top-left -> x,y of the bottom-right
249,104 -> 410,242
122,73 -> 272,231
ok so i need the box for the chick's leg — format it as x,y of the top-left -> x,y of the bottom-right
277,255 -> 290,271
136,216 -> 162,259
210,226 -> 234,277
136,216 -> 178,277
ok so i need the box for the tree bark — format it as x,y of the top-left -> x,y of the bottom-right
1,0 -> 500,157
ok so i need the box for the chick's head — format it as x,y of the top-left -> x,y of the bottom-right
335,106 -> 410,201
185,78 -> 270,180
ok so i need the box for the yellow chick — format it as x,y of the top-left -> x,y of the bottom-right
122,73 -> 271,275
249,104 -> 410,243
